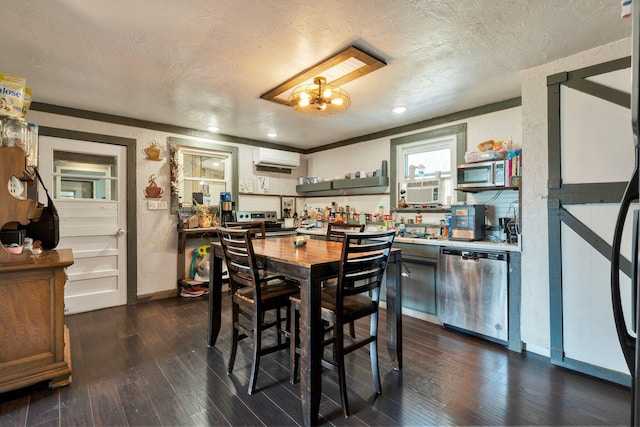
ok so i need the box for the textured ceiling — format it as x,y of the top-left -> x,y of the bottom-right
2,0 -> 632,150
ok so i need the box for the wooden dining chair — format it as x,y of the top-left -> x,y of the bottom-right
289,229 -> 396,417
217,227 -> 299,395
224,221 -> 266,239
325,221 -> 366,338
326,222 -> 365,242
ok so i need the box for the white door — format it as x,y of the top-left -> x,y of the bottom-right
39,136 -> 128,314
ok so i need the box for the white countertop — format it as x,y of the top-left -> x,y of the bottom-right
295,227 -> 521,252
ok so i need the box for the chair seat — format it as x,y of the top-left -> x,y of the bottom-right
236,279 -> 299,305
321,286 -> 377,320
289,286 -> 377,323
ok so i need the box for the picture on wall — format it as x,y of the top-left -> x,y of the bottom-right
281,196 -> 294,219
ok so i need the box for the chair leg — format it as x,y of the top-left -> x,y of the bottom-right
349,321 -> 356,339
248,314 -> 262,395
227,303 -> 239,374
276,306 -> 283,346
290,301 -> 300,384
228,327 -> 239,374
370,312 -> 381,395
370,339 -> 381,395
335,326 -> 350,417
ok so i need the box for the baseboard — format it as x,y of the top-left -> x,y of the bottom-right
137,288 -> 179,302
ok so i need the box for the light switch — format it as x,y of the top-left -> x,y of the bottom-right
158,200 -> 168,210
148,200 -> 158,209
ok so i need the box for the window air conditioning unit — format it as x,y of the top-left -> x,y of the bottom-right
252,148 -> 300,169
403,179 -> 441,205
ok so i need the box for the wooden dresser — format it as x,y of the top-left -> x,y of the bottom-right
0,249 -> 74,392
0,146 -> 74,392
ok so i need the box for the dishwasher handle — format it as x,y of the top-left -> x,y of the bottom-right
440,247 -> 508,262
461,251 -> 479,261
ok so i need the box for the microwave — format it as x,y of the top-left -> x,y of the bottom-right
457,159 -> 506,188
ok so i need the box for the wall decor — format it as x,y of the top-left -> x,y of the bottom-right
169,143 -> 182,196
281,196 -> 294,219
144,174 -> 164,198
143,140 -> 161,161
257,176 -> 269,194
239,178 -> 253,193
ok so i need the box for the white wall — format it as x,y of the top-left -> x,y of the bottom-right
520,37 -> 632,356
25,111 -> 301,297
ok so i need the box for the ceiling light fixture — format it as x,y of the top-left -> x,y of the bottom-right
207,125 -> 219,132
267,132 -> 277,138
261,45 -> 386,115
289,76 -> 350,115
392,106 -> 407,114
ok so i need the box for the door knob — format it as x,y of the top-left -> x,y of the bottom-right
115,228 -> 126,237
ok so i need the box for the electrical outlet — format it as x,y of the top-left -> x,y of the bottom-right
158,200 -> 168,210
148,200 -> 158,210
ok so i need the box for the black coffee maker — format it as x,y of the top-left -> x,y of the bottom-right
219,192 -> 235,225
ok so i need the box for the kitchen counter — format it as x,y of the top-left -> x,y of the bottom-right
295,227 -> 521,252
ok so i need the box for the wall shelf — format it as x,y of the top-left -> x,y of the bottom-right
296,176 -> 388,195
333,176 -> 388,189
295,181 -> 332,193
392,207 -> 451,214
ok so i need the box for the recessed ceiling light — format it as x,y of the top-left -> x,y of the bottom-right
392,106 -> 407,114
207,125 -> 219,132
267,132 -> 277,138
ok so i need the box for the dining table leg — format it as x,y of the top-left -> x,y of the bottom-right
207,249 -> 223,347
385,252 -> 403,370
299,270 -> 323,426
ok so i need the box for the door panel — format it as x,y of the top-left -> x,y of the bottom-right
38,137 -> 127,314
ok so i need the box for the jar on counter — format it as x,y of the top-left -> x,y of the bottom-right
1,116 -> 28,152
26,123 -> 38,171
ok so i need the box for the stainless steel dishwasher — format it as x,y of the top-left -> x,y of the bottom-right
437,247 -> 508,342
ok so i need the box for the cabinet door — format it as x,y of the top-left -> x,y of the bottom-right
402,259 -> 437,314
382,258 -> 437,315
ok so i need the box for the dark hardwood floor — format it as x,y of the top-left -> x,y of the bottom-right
0,294 -> 631,426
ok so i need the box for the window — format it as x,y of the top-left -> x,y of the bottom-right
178,147 -> 231,207
168,137 -> 239,213
53,151 -> 117,200
402,138 -> 452,181
390,123 -> 466,207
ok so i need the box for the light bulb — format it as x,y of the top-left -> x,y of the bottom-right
299,91 -> 310,100
323,88 -> 332,98
299,98 -> 309,107
332,98 -> 343,106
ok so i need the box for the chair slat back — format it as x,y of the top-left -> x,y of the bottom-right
326,222 -> 365,242
225,221 -> 266,239
217,227 -> 260,295
337,230 -> 395,300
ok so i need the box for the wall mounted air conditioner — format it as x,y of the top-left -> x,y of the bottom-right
252,148 -> 300,169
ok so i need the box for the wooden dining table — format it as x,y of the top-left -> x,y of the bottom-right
207,235 -> 403,426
